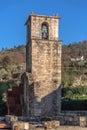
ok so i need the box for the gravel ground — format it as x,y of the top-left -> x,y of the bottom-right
29,126 -> 87,130
0,126 -> 87,130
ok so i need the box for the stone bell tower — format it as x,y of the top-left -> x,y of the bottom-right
24,13 -> 62,117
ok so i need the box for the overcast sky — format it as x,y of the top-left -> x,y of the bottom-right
0,0 -> 87,50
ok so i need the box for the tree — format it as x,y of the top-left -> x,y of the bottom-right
2,56 -> 11,70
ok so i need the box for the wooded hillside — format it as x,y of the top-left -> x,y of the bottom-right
0,41 -> 87,87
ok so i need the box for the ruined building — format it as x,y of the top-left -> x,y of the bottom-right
6,13 -> 87,129
21,13 -> 62,117
7,13 -> 62,117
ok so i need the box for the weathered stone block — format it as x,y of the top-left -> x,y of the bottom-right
43,120 -> 60,129
5,115 -> 18,125
11,121 -> 29,130
80,116 -> 87,127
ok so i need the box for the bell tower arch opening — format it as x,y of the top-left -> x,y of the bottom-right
41,22 -> 48,40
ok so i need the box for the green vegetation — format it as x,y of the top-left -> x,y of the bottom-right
62,86 -> 87,110
0,81 -> 17,115
62,86 -> 87,98
0,45 -> 26,115
62,99 -> 87,110
0,41 -> 87,112
62,40 -> 87,88
61,41 -> 87,110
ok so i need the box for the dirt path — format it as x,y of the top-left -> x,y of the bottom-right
29,126 -> 87,130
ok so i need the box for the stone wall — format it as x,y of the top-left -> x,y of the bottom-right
31,39 -> 61,117
62,111 -> 87,116
21,72 -> 34,116
5,115 -> 87,129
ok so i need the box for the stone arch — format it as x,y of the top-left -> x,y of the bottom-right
41,22 -> 49,39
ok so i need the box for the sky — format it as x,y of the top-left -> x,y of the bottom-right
0,0 -> 87,50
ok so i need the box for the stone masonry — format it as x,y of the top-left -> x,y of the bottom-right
21,13 -> 62,118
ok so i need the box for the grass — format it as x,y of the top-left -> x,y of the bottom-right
62,86 -> 87,110
72,95 -> 87,100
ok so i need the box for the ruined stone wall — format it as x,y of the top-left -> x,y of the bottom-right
25,13 -> 62,117
21,72 -> 34,117
31,39 -> 61,117
26,44 -> 31,72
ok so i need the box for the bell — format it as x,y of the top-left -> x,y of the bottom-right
42,32 -> 47,39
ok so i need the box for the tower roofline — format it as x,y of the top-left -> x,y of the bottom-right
25,12 -> 60,25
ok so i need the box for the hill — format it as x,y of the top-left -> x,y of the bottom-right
0,41 -> 87,87
0,45 -> 26,65
0,45 -> 26,81
62,40 -> 87,88
0,41 -> 87,112
62,41 -> 87,68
